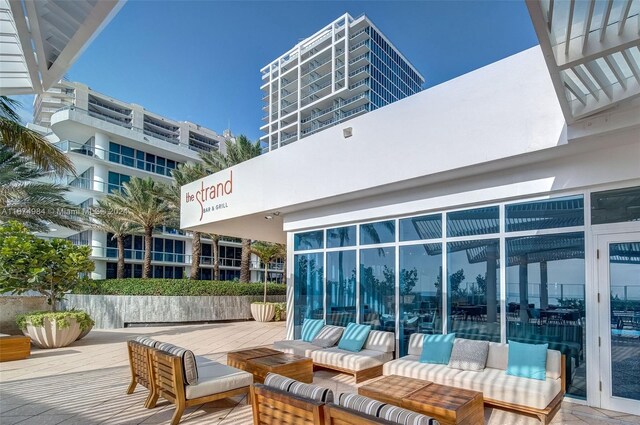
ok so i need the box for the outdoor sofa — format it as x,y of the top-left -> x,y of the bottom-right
251,372 -> 439,425
274,324 -> 395,383
383,333 -> 565,424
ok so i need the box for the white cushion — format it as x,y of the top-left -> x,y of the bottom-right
407,333 -> 427,356
486,342 -> 562,380
382,355 -> 463,385
0,333 -> 10,337
450,367 -> 561,410
273,339 -> 320,357
311,347 -> 393,371
185,362 -> 252,400
363,330 -> 395,353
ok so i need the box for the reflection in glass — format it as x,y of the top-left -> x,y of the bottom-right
447,206 -> 499,237
327,226 -> 356,248
506,233 -> 585,399
399,244 -> 442,356
360,247 -> 395,331
293,253 -> 324,339
399,214 -> 442,241
360,220 -> 395,245
294,230 -> 324,251
591,186 -> 640,225
506,195 -> 584,232
447,239 -> 500,342
326,250 -> 357,327
609,242 -> 640,401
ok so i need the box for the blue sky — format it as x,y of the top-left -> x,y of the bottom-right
14,1 -> 538,141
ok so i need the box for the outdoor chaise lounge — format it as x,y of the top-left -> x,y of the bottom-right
0,334 -> 30,362
383,333 -> 565,424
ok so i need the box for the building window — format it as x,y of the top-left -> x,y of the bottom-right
294,230 -> 324,251
326,226 -> 356,248
360,220 -> 395,245
400,214 -> 442,241
506,195 -> 584,231
326,250 -> 356,326
447,206 -> 499,237
360,247 -> 395,332
108,171 -> 130,193
591,185 -> 640,225
293,253 -> 324,338
108,141 -> 181,177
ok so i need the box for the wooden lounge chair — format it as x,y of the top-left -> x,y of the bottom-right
126,340 -> 155,407
0,334 -> 31,362
323,403 -> 396,425
250,383 -> 325,425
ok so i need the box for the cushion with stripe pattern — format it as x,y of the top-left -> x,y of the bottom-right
288,381 -> 334,403
338,393 -> 386,417
311,325 -> 344,348
133,336 -> 158,347
378,404 -> 439,425
264,373 -> 296,392
156,342 -> 198,385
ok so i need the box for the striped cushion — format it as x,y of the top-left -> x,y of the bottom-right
288,381 -> 334,403
264,373 -> 296,392
379,404 -> 439,425
156,342 -> 198,385
338,393 -> 386,417
311,325 -> 344,348
133,336 -> 157,347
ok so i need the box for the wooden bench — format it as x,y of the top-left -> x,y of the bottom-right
250,383 -> 325,425
0,335 -> 31,362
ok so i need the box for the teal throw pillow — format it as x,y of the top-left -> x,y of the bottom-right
337,323 -> 372,352
506,340 -> 548,381
419,333 -> 455,364
301,319 -> 324,342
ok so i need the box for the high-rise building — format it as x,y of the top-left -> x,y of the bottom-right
31,80 -> 283,281
260,13 -> 425,152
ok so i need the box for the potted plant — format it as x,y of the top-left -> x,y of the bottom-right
0,222 -> 95,348
249,242 -> 285,322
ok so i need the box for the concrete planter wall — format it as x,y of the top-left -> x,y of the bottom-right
61,294 -> 287,329
0,296 -> 48,335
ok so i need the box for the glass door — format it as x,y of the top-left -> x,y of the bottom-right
597,232 -> 640,414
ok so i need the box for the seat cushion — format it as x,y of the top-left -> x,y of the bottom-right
487,342 -> 562,380
337,393 -> 386,417
507,340 -> 548,380
312,325 -> 344,348
156,342 -> 198,385
420,334 -> 455,365
338,323 -> 372,352
273,339 -> 321,357
363,330 -> 395,353
312,347 -> 393,372
288,380 -> 334,402
450,367 -> 561,410
133,336 -> 157,348
383,355 -> 462,385
185,362 -> 253,400
264,372 -> 296,392
448,338 -> 489,371
379,404 -> 439,425
301,319 -> 325,342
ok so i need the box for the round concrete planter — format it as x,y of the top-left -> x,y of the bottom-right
76,323 -> 93,341
250,303 -> 275,322
23,317 -> 81,349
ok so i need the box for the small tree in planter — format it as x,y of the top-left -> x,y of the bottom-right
249,241 -> 286,322
0,221 -> 95,347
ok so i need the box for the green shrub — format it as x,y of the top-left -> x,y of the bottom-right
16,310 -> 94,331
273,302 -> 287,321
72,279 -> 286,296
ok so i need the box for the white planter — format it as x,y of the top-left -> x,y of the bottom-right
23,317 -> 81,349
76,323 -> 93,341
250,303 -> 275,322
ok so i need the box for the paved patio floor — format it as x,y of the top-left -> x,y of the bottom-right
1,322 -> 639,425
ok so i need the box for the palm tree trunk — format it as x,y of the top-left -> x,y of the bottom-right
190,231 -> 201,280
143,226 -> 152,279
117,235 -> 125,279
212,234 -> 220,280
240,238 -> 251,283
264,262 -> 268,303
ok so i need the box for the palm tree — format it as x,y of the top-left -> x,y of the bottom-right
201,135 -> 261,282
251,241 -> 286,302
0,96 -> 74,176
105,177 -> 173,278
0,147 -> 82,232
89,198 -> 141,279
163,162 -> 209,280
207,233 -> 221,280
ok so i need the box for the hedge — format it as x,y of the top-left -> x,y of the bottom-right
72,279 -> 287,296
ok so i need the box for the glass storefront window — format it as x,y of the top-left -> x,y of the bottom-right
294,230 -> 324,251
506,232 -> 585,399
360,220 -> 395,245
447,206 -> 499,237
399,214 -> 442,241
293,253 -> 324,339
326,226 -> 356,248
506,195 -> 584,232
360,247 -> 395,331
447,239 -> 500,342
326,250 -> 357,327
591,186 -> 640,225
399,243 -> 442,356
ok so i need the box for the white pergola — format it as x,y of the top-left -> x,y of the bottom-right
527,0 -> 640,123
0,0 -> 124,95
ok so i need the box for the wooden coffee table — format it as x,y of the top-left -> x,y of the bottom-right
227,347 -> 313,384
359,375 -> 484,425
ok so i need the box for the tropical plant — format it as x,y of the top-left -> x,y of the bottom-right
163,162 -> 209,279
201,135 -> 261,282
0,221 -> 94,311
89,198 -> 141,279
251,241 -> 286,302
105,177 -> 173,278
0,96 -> 74,176
0,147 -> 83,232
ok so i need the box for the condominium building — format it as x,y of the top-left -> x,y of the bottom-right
260,13 -> 424,152
31,80 -> 283,281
